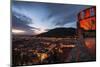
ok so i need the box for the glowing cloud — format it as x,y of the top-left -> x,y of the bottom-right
12,29 -> 25,34
31,28 -> 47,34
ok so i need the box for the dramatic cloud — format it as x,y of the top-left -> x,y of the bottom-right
43,3 -> 91,27
12,11 -> 48,35
12,11 -> 35,35
12,1 -> 92,35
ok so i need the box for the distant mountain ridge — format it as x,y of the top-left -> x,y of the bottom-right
37,27 -> 77,38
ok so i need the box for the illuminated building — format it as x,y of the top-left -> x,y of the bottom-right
77,6 -> 96,57
77,6 -> 96,37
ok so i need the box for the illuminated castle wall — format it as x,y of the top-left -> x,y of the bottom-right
77,6 -> 96,31
77,7 -> 96,57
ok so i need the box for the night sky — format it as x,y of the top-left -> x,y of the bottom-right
12,1 -> 92,35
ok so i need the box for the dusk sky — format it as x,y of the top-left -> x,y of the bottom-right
12,1 -> 92,35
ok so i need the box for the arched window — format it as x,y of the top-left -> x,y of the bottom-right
81,11 -> 85,20
90,8 -> 95,17
85,9 -> 90,18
